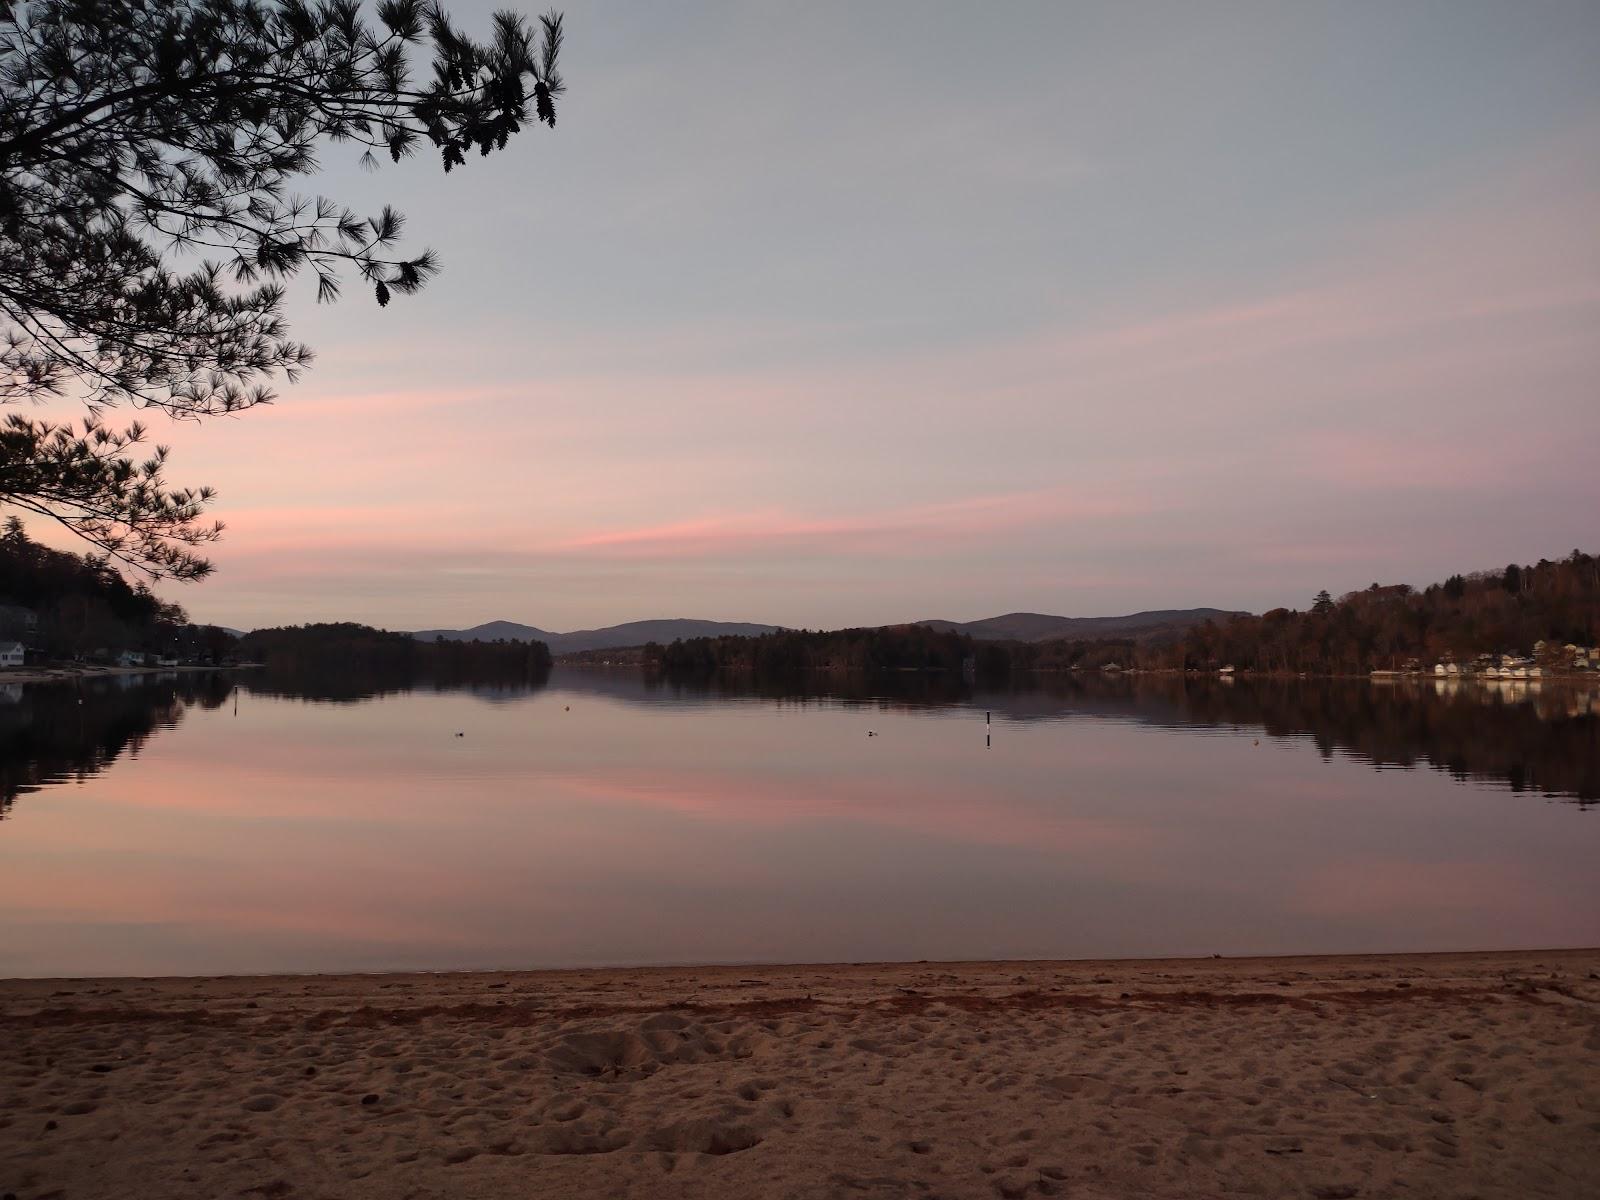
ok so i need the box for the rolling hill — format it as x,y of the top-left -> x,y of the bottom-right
412,618 -> 783,656
910,609 -> 1244,643
411,609 -> 1241,656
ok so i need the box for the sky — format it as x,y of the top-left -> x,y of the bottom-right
42,1 -> 1600,632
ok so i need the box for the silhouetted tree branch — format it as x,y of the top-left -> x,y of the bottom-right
0,0 -> 564,576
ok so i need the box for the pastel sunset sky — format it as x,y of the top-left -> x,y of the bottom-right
49,1 -> 1600,631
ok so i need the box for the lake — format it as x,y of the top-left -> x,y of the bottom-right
1,668 -> 1596,977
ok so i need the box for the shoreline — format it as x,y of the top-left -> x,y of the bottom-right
6,949 -> 1596,1198
0,662 -> 258,685
569,662 -> 1600,691
4,944 -> 1597,985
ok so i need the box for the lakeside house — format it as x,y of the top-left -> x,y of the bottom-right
0,640 -> 24,668
116,649 -> 147,668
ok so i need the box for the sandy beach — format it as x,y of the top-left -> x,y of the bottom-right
3,951 -> 1597,1199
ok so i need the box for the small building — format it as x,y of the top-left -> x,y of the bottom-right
0,641 -> 24,669
116,649 -> 146,668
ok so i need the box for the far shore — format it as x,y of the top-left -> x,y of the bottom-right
4,948 -> 1596,1199
562,656 -> 1600,686
0,662 -> 260,685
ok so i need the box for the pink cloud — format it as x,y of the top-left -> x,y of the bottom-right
22,131 -> 1584,632
555,487 -> 1153,561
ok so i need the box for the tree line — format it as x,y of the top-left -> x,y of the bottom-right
642,550 -> 1600,680
237,622 -> 551,700
643,624 -> 1007,678
0,516 -> 219,656
1142,551 -> 1599,674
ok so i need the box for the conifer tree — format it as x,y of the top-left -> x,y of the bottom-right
1,1 -> 564,577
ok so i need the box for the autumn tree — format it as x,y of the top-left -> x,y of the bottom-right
0,0 -> 564,578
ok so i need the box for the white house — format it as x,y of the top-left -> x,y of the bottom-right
116,649 -> 146,668
0,641 -> 25,668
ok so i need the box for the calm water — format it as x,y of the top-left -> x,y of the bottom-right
1,668 -> 1596,977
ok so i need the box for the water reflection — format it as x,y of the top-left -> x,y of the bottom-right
0,667 -> 1595,976
596,669 -> 1600,804
240,656 -> 550,704
0,674 -> 232,818
2,669 -> 1596,820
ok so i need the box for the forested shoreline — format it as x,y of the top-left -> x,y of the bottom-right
0,519 -> 234,663
4,541 -> 1594,684
643,551 -> 1600,681
236,624 -> 552,701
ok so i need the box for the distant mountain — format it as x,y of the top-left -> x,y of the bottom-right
411,610 -> 1241,654
549,619 -> 783,654
412,611 -> 1235,659
412,618 -> 782,656
911,609 -> 1244,643
412,619 -> 555,644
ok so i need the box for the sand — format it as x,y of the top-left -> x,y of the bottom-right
2,951 -> 1597,1199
